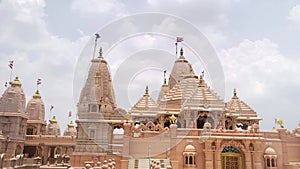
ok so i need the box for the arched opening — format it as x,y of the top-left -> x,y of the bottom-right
183,144 -> 197,167
264,147 -> 277,169
221,146 -> 242,169
189,156 -> 193,164
271,158 -> 275,167
267,158 -> 270,167
197,112 -> 207,129
185,156 -> 188,165
225,117 -> 233,130
164,120 -> 171,128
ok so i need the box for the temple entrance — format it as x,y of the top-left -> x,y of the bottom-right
221,146 -> 242,169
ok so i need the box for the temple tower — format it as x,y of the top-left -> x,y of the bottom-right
0,77 -> 28,157
74,47 -> 122,154
25,90 -> 46,135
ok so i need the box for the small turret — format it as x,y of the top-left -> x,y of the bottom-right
47,116 -> 61,135
63,121 -> 77,136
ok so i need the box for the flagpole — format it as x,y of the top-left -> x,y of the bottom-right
8,61 -> 14,83
10,69 -> 13,82
93,33 -> 100,59
175,42 -> 178,57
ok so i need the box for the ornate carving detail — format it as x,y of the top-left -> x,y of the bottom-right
129,121 -> 168,138
221,140 -> 246,152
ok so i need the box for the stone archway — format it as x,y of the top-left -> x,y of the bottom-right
221,146 -> 243,169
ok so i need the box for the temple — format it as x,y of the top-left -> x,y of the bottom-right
0,47 -> 300,169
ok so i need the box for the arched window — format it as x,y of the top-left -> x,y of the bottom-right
271,158 -> 275,167
183,145 -> 196,167
266,158 -> 270,167
189,156 -> 193,164
264,147 -> 277,169
185,156 -> 188,164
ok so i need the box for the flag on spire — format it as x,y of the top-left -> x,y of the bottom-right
95,33 -> 101,39
50,105 -> 54,111
4,82 -> 7,87
8,60 -> 14,69
68,111 -> 72,117
176,37 -> 183,42
37,78 -> 42,85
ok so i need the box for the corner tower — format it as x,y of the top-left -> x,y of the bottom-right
0,77 -> 28,157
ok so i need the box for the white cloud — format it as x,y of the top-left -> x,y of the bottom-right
219,39 -> 300,130
71,0 -> 126,16
0,0 -> 89,131
288,4 -> 300,23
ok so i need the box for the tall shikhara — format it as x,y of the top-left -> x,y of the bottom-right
74,47 -> 124,154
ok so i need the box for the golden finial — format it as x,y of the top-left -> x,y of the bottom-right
10,76 -> 22,87
232,88 -> 238,99
297,123 -> 300,128
169,114 -> 177,124
271,126 -> 276,131
124,112 -> 131,121
33,90 -> 41,99
144,85 -> 149,96
68,121 -> 75,128
98,47 -> 103,58
49,116 -> 57,124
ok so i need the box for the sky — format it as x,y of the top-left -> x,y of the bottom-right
0,0 -> 300,132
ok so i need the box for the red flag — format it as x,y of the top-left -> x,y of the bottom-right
50,105 -> 54,111
68,111 -> 72,117
176,37 -> 183,42
8,61 -> 14,69
37,78 -> 42,85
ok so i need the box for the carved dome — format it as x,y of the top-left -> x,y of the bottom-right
46,116 -> 61,135
0,77 -> 26,113
184,144 -> 196,152
63,121 -> 77,136
26,90 -> 45,121
265,147 -> 276,155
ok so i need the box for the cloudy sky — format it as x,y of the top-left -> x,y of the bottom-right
0,0 -> 299,131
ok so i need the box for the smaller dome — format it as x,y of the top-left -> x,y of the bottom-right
184,144 -> 196,152
0,76 -> 26,113
49,116 -> 57,124
26,90 -> 45,121
63,121 -> 77,136
47,116 -> 61,135
265,147 -> 276,155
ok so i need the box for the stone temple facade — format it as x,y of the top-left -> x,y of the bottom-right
0,47 -> 300,169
